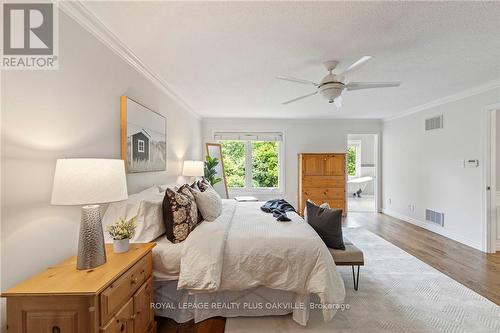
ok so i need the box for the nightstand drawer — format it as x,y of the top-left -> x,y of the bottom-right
101,298 -> 134,333
2,243 -> 156,333
100,253 -> 152,325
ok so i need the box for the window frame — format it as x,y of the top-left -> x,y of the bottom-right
215,132 -> 285,195
347,139 -> 362,178
137,139 -> 145,153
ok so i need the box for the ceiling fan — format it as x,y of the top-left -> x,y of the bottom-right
276,56 -> 401,108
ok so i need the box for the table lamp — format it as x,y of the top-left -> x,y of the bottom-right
182,160 -> 204,182
51,158 -> 128,270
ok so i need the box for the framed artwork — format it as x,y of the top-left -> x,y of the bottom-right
206,143 -> 229,199
120,96 -> 167,173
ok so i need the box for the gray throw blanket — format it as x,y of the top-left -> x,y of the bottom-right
260,199 -> 296,221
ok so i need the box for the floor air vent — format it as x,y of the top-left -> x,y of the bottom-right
426,209 -> 444,226
425,115 -> 443,131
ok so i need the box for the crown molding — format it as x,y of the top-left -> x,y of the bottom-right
384,79 -> 500,122
59,1 -> 201,120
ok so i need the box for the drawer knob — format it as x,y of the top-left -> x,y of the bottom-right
120,323 -> 125,332
131,277 -> 138,285
52,327 -> 61,333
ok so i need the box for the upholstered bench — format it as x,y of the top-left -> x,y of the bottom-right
329,239 -> 364,290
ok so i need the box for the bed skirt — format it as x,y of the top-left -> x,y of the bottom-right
153,280 -> 312,325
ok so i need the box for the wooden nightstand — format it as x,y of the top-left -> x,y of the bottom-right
2,243 -> 156,333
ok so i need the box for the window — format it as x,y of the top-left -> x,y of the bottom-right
215,132 -> 283,192
347,140 -> 361,177
220,140 -> 245,187
137,139 -> 145,153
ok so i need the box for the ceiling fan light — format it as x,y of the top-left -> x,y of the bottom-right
319,83 -> 344,101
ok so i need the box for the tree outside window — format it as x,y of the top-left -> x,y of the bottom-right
347,140 -> 361,177
220,140 -> 245,187
347,146 -> 357,176
219,139 -> 280,189
252,141 -> 279,188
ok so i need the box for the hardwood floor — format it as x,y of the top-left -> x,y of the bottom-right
156,316 -> 226,333
157,212 -> 500,333
345,212 -> 500,305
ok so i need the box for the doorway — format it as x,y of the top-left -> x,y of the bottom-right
484,106 -> 500,253
346,134 -> 378,213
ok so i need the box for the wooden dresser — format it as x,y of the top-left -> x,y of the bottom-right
2,243 -> 156,333
298,153 -> 347,216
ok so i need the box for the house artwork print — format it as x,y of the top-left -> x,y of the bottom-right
121,96 -> 166,173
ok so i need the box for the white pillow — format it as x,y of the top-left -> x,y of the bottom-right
157,183 -> 180,193
137,185 -> 161,196
304,199 -> 330,223
102,186 -> 166,243
191,186 -> 222,222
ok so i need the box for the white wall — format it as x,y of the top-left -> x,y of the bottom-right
202,118 -> 382,207
0,11 -> 202,321
496,112 -> 500,187
382,88 -> 500,251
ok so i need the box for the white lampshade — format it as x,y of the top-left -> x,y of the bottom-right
51,158 -> 128,206
182,160 -> 204,177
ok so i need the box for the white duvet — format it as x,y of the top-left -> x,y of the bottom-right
177,200 -> 345,324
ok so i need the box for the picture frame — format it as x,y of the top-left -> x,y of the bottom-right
120,96 -> 167,173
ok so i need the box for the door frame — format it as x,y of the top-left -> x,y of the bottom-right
483,103 -> 500,253
346,133 -> 381,213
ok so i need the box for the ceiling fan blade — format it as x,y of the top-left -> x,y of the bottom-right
282,91 -> 318,105
334,95 -> 343,108
346,81 -> 401,91
340,56 -> 373,76
276,75 -> 319,87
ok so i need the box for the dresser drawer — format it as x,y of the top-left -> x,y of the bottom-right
303,188 -> 344,200
101,298 -> 134,333
100,253 -> 152,325
302,176 -> 344,188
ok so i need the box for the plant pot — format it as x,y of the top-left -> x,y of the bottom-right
113,238 -> 129,253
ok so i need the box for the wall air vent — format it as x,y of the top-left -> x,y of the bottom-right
425,115 -> 443,131
426,209 -> 444,226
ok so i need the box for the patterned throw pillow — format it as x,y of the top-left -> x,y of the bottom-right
197,178 -> 212,192
190,186 -> 222,222
190,180 -> 203,224
162,184 -> 199,243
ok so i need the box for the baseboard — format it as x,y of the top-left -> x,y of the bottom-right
382,209 -> 483,251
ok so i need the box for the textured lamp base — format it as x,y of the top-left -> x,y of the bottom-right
77,205 -> 107,270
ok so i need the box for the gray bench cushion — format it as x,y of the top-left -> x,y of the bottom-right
329,238 -> 364,264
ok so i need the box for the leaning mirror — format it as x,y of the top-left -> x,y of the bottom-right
205,143 -> 229,199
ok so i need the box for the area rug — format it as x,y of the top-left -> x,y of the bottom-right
225,228 -> 500,333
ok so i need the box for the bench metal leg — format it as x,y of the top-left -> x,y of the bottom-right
351,265 -> 360,290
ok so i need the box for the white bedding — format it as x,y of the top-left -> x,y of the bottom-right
152,236 -> 183,281
154,280 -> 303,324
177,200 -> 345,325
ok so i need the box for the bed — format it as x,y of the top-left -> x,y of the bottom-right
103,187 -> 346,326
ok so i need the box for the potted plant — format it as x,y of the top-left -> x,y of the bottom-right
106,217 -> 137,253
204,155 -> 222,186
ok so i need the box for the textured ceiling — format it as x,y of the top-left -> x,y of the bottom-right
85,1 -> 500,119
